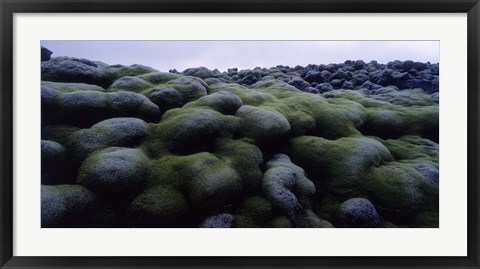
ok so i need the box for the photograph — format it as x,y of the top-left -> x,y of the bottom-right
40,40 -> 440,228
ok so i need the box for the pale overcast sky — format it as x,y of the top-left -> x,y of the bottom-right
41,41 -> 439,72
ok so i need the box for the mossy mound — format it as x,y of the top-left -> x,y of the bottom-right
148,108 -> 239,154
262,154 -> 315,218
236,105 -> 291,145
42,88 -> 161,127
287,136 -> 393,197
127,186 -> 189,227
235,196 -> 275,227
66,117 -> 148,164
77,147 -> 148,201
184,91 -> 243,115
336,198 -> 380,228
131,76 -> 209,112
362,161 -> 438,223
332,89 -> 438,142
41,184 -> 108,227
42,57 -> 156,88
108,76 -> 153,92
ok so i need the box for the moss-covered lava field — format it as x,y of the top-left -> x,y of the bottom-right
41,48 -> 439,228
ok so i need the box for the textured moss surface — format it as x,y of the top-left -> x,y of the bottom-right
41,58 -> 439,228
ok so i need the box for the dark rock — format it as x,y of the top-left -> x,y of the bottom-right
316,83 -> 334,93
351,73 -> 370,86
288,76 -> 310,91
330,79 -> 344,89
41,46 -> 53,61
182,66 -> 215,79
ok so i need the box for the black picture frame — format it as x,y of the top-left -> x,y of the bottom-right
1,0 -> 479,268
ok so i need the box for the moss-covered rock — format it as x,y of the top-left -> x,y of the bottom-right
235,196 -> 274,228
40,56 -> 439,228
146,86 -> 184,112
187,155 -> 243,213
336,198 -> 380,228
108,76 -> 152,92
199,213 -> 235,228
67,117 -> 148,164
77,147 -> 148,200
236,105 -> 291,144
262,154 -> 315,218
42,81 -> 106,92
140,76 -> 209,112
213,138 -> 263,193
42,57 -> 155,88
145,151 -> 243,216
127,186 -> 189,227
287,136 -> 393,197
41,184 -> 100,227
41,140 -> 67,184
150,108 -> 238,153
185,91 -> 243,115
43,89 -> 161,127
379,135 -> 438,162
362,161 -> 439,223
137,71 -> 181,84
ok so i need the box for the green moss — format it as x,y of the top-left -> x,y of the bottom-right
103,64 -> 157,86
145,152 -> 215,188
184,91 -> 243,115
305,210 -> 334,228
77,147 -> 149,198
208,81 -> 278,106
378,135 -> 438,162
362,161 -> 439,223
412,211 -> 439,228
149,108 -> 238,153
187,156 -> 243,211
145,151 -> 243,214
128,185 -> 189,227
137,72 -> 181,84
333,90 -> 439,141
108,76 -> 153,92
235,196 -> 274,227
213,138 -> 263,192
42,81 -> 106,92
267,216 -> 293,228
235,105 -> 291,144
251,82 -> 367,139
287,136 -> 393,197
66,118 -> 147,164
